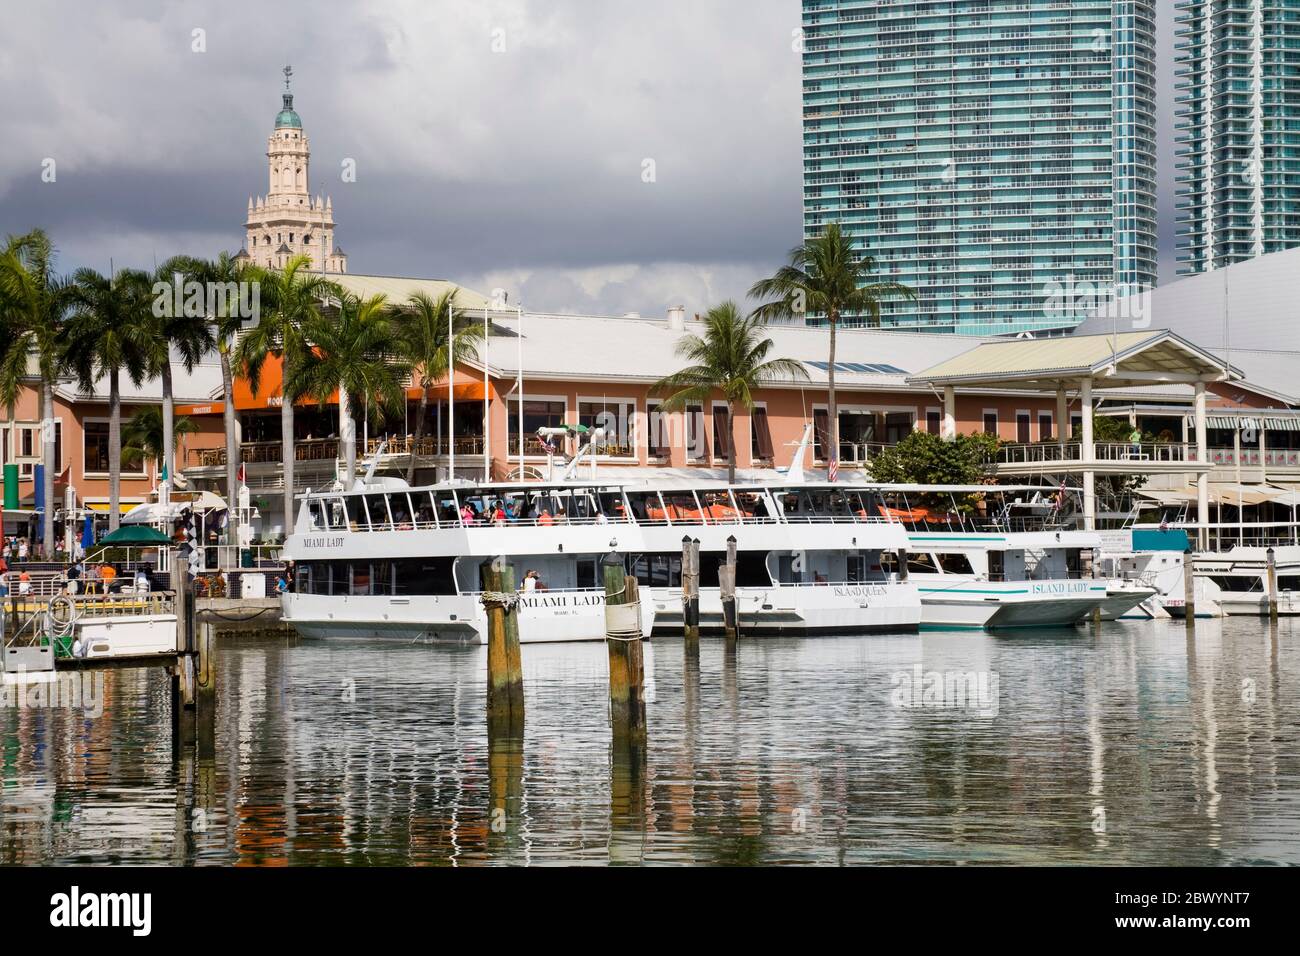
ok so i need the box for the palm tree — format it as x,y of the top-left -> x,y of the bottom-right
649,301 -> 807,483
233,256 -> 338,532
145,255 -> 214,488
394,289 -> 483,484
192,252 -> 254,513
122,405 -> 198,470
750,223 -> 915,474
65,267 -> 153,531
0,229 -> 75,552
295,293 -> 410,489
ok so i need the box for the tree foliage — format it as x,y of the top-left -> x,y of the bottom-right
868,430 -> 997,486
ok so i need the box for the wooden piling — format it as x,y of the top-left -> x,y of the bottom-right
602,553 -> 646,745
172,551 -> 197,753
721,535 -> 739,643
195,620 -> 217,759
1267,546 -> 1279,623
681,535 -> 700,644
1183,549 -> 1196,631
481,557 -> 525,732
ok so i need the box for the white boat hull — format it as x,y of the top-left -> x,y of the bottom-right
280,588 -> 658,644
650,582 -> 921,635
915,579 -> 1109,630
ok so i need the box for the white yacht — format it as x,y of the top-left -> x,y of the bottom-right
863,485 -> 1115,630
1192,544 -> 1300,617
279,477 -> 921,643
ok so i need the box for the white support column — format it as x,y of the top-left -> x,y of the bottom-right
942,386 -> 956,440
1081,377 -> 1095,531
1195,382 -> 1209,551
1056,387 -> 1068,447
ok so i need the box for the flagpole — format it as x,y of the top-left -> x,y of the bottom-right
516,305 -> 524,475
447,297 -> 455,481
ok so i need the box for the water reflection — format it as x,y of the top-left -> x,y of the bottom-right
2,619 -> 1298,865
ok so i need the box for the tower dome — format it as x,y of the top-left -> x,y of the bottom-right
275,92 -> 302,129
275,65 -> 302,128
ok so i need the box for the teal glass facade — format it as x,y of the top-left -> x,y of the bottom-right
802,1 -> 1158,334
1176,0 -> 1300,274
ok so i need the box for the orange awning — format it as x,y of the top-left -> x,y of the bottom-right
177,402 -> 225,416
410,379 -> 498,402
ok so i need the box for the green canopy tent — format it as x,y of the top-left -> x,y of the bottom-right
95,526 -> 173,547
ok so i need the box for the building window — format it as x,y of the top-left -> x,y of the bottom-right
926,410 -> 942,435
686,404 -> 706,461
1016,412 -> 1031,444
578,400 -> 636,457
751,406 -> 774,461
507,399 -> 565,457
712,405 -> 732,461
647,402 -> 670,459
982,412 -> 998,437
1038,413 -> 1053,441
85,421 -> 110,473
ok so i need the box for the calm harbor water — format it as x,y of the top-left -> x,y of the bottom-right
2,618 -> 1297,866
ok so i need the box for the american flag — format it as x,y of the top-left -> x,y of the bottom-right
828,456 -> 839,483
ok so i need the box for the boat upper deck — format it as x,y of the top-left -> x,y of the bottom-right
293,479 -> 904,536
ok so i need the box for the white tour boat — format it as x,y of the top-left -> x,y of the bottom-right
279,476 -> 922,643
863,485 -> 1115,630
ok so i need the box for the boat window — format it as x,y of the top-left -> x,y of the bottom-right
350,562 -> 372,594
908,553 -> 939,574
661,491 -> 702,523
935,553 -> 974,574
732,490 -> 771,521
364,494 -> 392,530
389,493 -> 414,529
415,492 -> 438,528
597,489 -> 628,522
843,490 -> 874,520
576,558 -> 601,590
988,550 -> 1005,582
328,497 -> 346,530
699,490 -> 740,524
345,495 -> 367,531
624,491 -> 661,523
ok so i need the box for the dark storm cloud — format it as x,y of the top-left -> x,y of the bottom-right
0,0 -> 1183,311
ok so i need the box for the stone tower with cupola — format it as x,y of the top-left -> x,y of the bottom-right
240,67 -> 347,273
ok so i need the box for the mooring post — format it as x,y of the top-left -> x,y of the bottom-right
480,557 -> 524,733
1183,548 -> 1196,632
602,552 -> 646,745
681,535 -> 700,644
721,534 -> 739,643
171,550 -> 197,751
1267,546 -> 1279,622
195,620 -> 217,759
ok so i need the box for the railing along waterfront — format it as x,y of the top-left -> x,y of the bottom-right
995,441 -> 1194,465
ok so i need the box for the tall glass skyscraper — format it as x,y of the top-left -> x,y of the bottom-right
1176,0 -> 1300,274
802,1 -> 1158,334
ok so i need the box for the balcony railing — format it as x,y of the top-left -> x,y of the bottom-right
996,441 -> 1195,465
1203,447 -> 1300,469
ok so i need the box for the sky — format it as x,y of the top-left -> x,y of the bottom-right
0,0 -> 1180,318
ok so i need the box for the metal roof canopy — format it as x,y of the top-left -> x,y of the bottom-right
906,331 -> 1242,392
